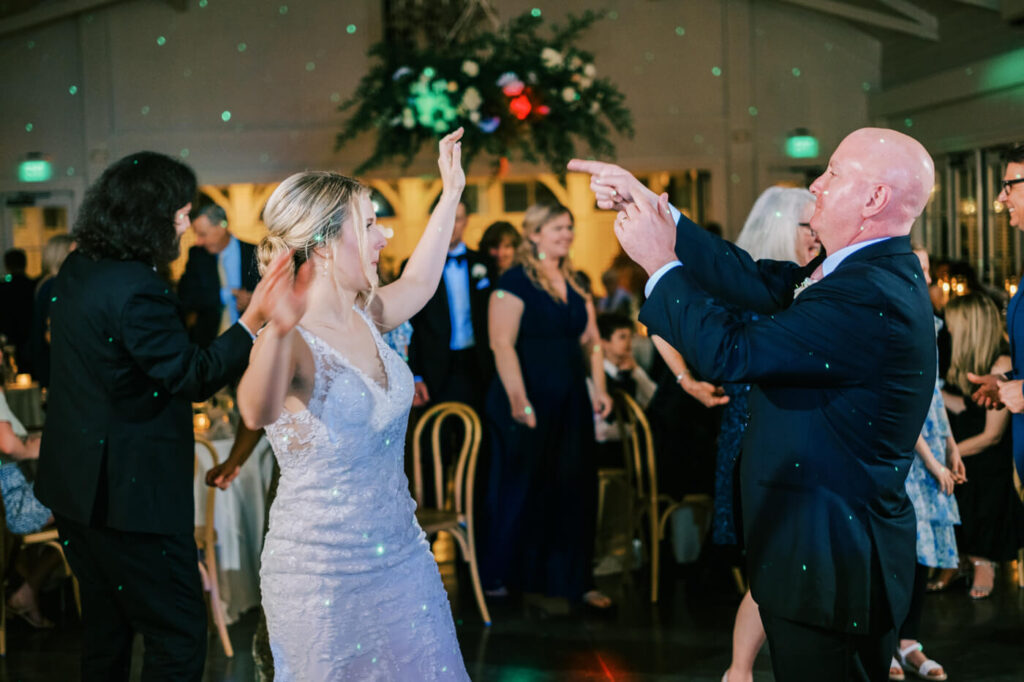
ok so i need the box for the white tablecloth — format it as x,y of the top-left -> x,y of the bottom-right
193,436 -> 275,624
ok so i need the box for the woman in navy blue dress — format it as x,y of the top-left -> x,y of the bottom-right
482,203 -> 613,610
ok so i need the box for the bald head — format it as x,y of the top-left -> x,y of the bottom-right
809,128 -> 934,254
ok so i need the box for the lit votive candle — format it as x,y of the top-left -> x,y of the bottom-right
14,373 -> 31,387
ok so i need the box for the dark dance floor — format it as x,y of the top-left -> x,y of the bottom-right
2,551 -> 1023,681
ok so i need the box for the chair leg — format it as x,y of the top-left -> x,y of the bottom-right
451,530 -> 491,625
650,514 -> 659,603
732,566 -> 747,594
205,559 -> 234,658
1,584 -> 6,657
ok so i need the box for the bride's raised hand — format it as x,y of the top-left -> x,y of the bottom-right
438,127 -> 465,195
249,250 -> 313,336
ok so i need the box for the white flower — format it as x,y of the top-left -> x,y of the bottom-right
461,87 -> 482,111
793,277 -> 815,299
589,101 -> 600,114
569,55 -> 583,70
469,111 -> 481,123
497,72 -> 520,88
583,63 -> 596,78
471,263 -> 487,279
461,60 -> 479,77
562,87 -> 578,103
541,47 -> 563,69
401,108 -> 415,129
579,76 -> 593,89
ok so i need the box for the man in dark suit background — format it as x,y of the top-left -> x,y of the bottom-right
969,144 -> 1024,479
0,248 -> 36,371
408,200 -> 494,410
35,152 -> 286,681
570,127 -> 937,681
177,203 -> 261,347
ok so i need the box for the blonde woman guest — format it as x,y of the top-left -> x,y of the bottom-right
26,234 -> 75,385
942,292 -> 1024,600
237,130 -> 469,680
481,202 -> 613,612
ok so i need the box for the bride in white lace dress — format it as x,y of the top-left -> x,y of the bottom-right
237,131 -> 469,680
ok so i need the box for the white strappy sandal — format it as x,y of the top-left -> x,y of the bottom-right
898,642 -> 947,681
890,656 -> 906,681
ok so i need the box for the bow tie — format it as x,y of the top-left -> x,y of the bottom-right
447,253 -> 467,265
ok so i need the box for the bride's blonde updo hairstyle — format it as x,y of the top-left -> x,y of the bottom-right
516,202 -> 587,301
258,171 -> 376,300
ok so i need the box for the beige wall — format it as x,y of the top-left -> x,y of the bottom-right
2,0 -> 881,276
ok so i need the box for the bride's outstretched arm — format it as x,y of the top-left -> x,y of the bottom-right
238,252 -> 313,429
372,128 -> 465,330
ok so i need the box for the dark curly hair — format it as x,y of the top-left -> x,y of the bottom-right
73,151 -> 197,267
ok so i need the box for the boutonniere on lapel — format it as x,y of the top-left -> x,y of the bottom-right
471,263 -> 490,290
793,277 -> 815,300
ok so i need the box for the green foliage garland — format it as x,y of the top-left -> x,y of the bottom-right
336,10 -> 634,174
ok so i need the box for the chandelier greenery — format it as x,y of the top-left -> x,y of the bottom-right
336,10 -> 633,174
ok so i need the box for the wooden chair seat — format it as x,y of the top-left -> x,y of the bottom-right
415,508 -> 459,535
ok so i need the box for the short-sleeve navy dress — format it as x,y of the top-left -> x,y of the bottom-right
480,265 -> 597,601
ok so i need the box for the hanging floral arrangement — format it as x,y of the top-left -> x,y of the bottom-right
335,10 -> 633,174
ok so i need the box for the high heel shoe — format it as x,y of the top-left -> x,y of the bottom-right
969,559 -> 996,600
925,568 -> 962,593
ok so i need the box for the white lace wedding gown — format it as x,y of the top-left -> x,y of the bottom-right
260,309 -> 469,680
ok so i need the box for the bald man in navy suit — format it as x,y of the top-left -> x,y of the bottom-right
570,128 -> 936,681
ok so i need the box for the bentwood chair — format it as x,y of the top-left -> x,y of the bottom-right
411,402 -> 491,625
0,508 -> 80,656
614,390 -> 715,603
194,436 -> 233,657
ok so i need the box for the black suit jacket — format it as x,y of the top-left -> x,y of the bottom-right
177,239 -> 260,347
639,216 -> 934,634
406,249 -> 494,395
35,251 -> 253,535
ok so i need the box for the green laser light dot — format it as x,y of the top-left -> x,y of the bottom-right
221,111 -> 232,121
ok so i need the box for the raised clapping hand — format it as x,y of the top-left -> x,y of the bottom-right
438,127 -> 466,196
248,249 -> 314,336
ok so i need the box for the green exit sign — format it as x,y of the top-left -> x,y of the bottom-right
18,159 -> 53,182
786,135 -> 819,159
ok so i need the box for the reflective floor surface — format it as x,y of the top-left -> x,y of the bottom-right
2,554 -> 1023,681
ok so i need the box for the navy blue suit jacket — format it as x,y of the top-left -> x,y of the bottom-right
1006,290 -> 1024,478
639,216 -> 934,634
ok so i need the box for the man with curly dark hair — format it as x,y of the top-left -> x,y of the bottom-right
34,151 -> 291,681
